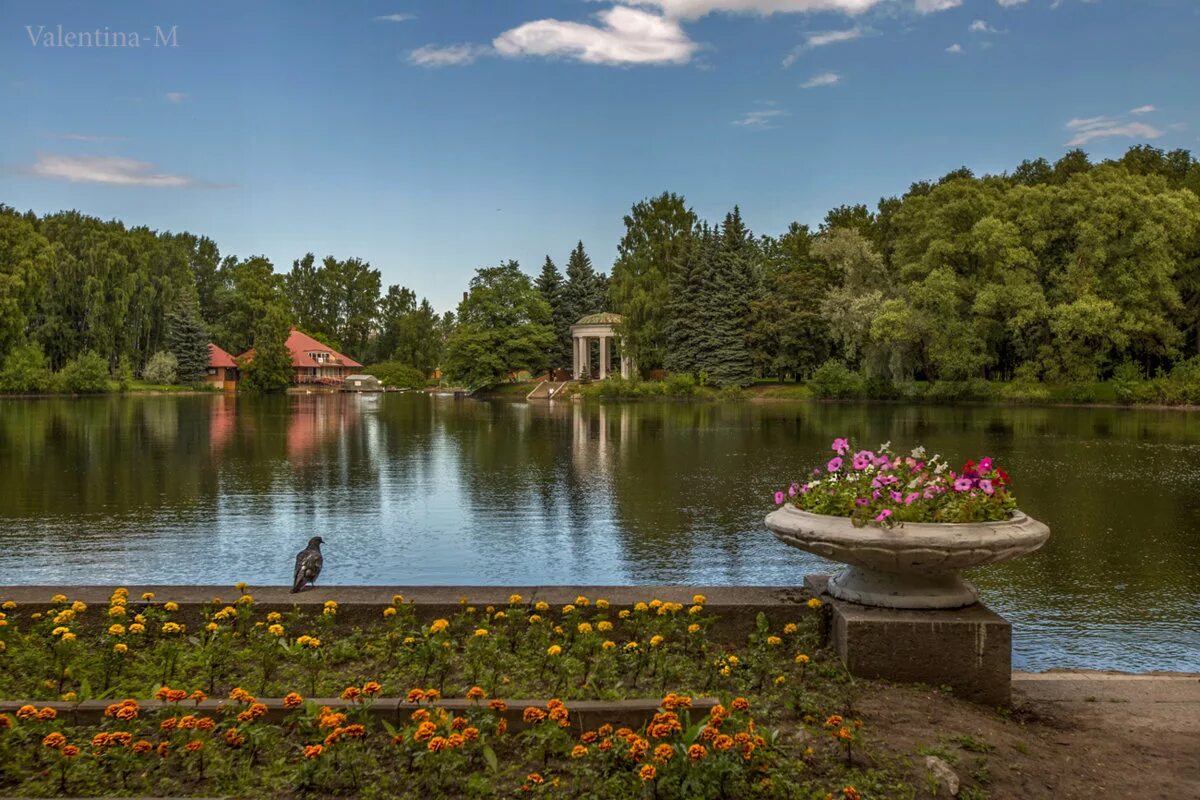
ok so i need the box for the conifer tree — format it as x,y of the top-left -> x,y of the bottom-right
241,305 -> 294,392
535,256 -> 572,370
166,296 -> 211,384
563,241 -> 604,323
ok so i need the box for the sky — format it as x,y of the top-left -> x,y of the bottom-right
2,0 -> 1199,312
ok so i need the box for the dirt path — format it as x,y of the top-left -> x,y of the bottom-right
858,671 -> 1200,799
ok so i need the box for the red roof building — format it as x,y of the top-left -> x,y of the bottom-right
236,328 -> 362,386
206,343 -> 239,387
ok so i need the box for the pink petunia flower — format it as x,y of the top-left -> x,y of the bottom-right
832,438 -> 850,455
875,509 -> 893,523
979,457 -> 993,472
890,491 -> 903,503
788,483 -> 798,497
979,479 -> 994,495
774,491 -> 785,505
953,478 -> 972,492
827,457 -> 844,473
904,492 -> 919,505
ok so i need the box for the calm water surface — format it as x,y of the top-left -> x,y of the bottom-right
1,394 -> 1197,672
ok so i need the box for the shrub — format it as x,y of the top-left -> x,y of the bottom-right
1111,361 -> 1155,404
1167,356 -> 1200,404
113,355 -> 134,391
807,360 -> 865,399
664,372 -> 697,397
0,342 -> 52,393
58,351 -> 111,393
999,380 -> 1051,404
142,351 -> 178,385
364,362 -> 426,389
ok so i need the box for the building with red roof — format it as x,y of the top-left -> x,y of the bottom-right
206,343 -> 239,388
235,328 -> 362,387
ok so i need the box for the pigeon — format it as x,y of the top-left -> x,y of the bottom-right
291,536 -> 324,593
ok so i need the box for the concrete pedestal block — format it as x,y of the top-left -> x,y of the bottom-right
806,575 -> 1012,706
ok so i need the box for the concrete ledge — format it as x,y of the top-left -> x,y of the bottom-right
0,697 -> 718,732
0,585 -> 817,645
806,575 -> 1012,706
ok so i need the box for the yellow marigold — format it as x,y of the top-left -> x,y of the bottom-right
493,610 -> 506,619
107,605 -> 126,618
141,592 -> 155,601
561,604 -> 575,615
596,599 -> 609,609
235,582 -> 249,592
162,622 -> 184,635
727,655 -> 739,666
473,628 -> 489,638
508,593 -> 524,605
61,691 -> 77,702
205,622 -> 219,633
114,643 -> 128,654
796,653 -> 810,665
108,624 -> 126,636
602,640 -> 616,650
51,626 -> 70,637
323,600 -> 337,610
688,623 -> 701,634
689,604 -> 703,615
774,675 -> 786,686
429,618 -> 450,634
633,602 -> 648,613
546,644 -> 562,657
30,612 -> 42,620
236,595 -> 254,605
61,632 -> 76,642
1,600 -> 15,610
649,599 -> 663,609
807,597 -> 823,609
597,620 -> 613,632
528,614 -> 542,624
553,625 -> 564,636
783,623 -> 798,634
767,636 -> 782,646
323,606 -> 336,616
534,601 -> 549,612
402,636 -> 415,645
268,624 -> 285,637
129,622 -> 145,634
649,635 -> 664,648
70,601 -> 87,613
164,602 -> 179,612
383,607 -> 397,618
50,594 -> 67,604
574,596 -> 589,606
624,641 -> 639,652
134,613 -> 146,623
619,609 -> 631,619
577,622 -> 593,635
52,610 -> 74,624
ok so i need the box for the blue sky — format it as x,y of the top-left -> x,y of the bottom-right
3,0 -> 1198,312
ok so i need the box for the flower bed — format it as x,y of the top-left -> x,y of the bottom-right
775,438 -> 1017,526
0,587 -> 923,798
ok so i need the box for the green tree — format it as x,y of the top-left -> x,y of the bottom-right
0,207 -> 51,358
212,255 -> 283,355
167,299 -> 211,384
142,351 -> 178,385
57,350 -> 110,393
443,261 -> 555,388
610,192 -> 698,372
0,342 -> 52,392
241,305 -> 294,392
535,256 -> 572,371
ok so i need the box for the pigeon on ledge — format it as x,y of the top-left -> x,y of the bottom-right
291,536 -> 324,593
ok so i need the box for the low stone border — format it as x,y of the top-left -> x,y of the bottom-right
0,697 -> 719,732
0,585 -> 819,644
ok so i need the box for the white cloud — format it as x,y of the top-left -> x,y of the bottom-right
945,43 -> 964,53
801,71 -> 841,88
1129,104 -> 1156,115
375,13 -> 415,23
408,43 -> 487,67
969,20 -> 998,32
624,0 -> 881,19
165,92 -> 186,104
42,132 -> 127,142
996,0 -> 1027,6
782,27 -> 861,66
494,6 -> 697,65
733,108 -> 785,127
1065,115 -> 1163,146
915,0 -> 962,14
28,154 -> 198,187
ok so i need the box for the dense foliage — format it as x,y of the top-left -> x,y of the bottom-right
4,144 -> 1200,394
363,362 -> 428,389
777,439 -> 1017,526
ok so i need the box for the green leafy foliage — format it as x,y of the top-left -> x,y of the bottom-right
142,351 -> 178,386
0,342 -> 52,393
57,351 -> 111,393
364,362 -> 427,389
240,306 -> 294,393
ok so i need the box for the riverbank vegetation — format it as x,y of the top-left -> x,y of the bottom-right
3,145 -> 1199,396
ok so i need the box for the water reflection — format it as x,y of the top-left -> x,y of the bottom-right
0,394 -> 1198,672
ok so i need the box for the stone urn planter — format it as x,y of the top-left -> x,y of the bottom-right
764,505 -> 1050,609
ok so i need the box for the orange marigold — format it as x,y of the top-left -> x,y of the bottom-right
42,732 -> 67,750
283,692 -> 304,709
688,743 -> 708,761
639,764 -> 657,781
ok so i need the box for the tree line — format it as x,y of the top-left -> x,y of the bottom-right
2,144 -> 1199,393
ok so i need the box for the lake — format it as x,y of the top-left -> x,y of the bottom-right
0,393 -> 1197,672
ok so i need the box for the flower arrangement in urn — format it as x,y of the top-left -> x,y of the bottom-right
765,438 -> 1049,609
774,438 -> 1017,528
